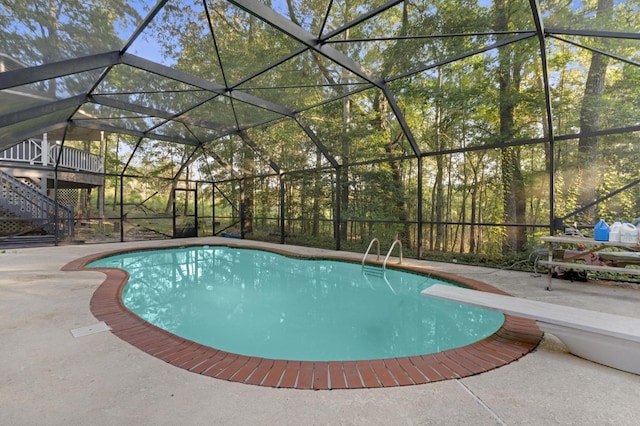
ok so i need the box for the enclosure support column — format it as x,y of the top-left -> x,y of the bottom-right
53,168 -> 59,246
239,179 -> 246,239
335,167 -> 341,251
119,176 -> 124,242
527,0 -> 556,235
279,173 -> 285,244
212,184 -> 216,236
417,156 -> 423,258
98,131 -> 105,233
52,135 -> 66,246
195,182 -> 199,237
172,188 -> 176,238
549,141 -> 555,235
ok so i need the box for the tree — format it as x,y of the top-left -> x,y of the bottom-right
494,0 -> 526,253
577,0 -> 614,222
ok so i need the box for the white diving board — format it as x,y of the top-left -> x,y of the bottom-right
421,284 -> 640,375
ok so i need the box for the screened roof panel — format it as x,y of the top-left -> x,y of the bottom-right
2,0 -> 640,182
331,0 -> 537,80
250,153 -> 275,175
244,118 -> 332,172
61,125 -> 105,144
151,120 -> 199,141
559,35 -> 640,67
323,0 -> 537,45
180,96 -> 238,130
184,122 -> 227,143
128,0 -> 226,83
235,49 -> 370,111
94,64 -> 216,114
319,0 -> 401,39
204,162 -> 240,182
541,0 -> 639,33
341,34 -> 510,82
1,85 -> 53,116
261,0 -> 333,37
390,38 -> 547,154
127,138 -> 196,178
205,133 -> 255,176
231,98 -> 288,129
73,103 -> 166,132
187,148 -> 215,181
0,0 -> 145,67
0,106 -> 76,150
103,134 -> 139,174
297,85 -> 417,165
203,0 -> 308,87
549,38 -> 640,137
73,116 -> 162,134
331,1 -> 476,42
0,68 -> 105,115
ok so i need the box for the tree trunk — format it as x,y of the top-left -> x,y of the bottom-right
242,178 -> 253,235
495,0 -> 526,253
340,96 -> 350,241
577,0 -> 612,222
312,151 -> 321,236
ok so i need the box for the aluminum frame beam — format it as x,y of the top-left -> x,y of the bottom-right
0,51 -> 122,90
70,119 -> 201,146
295,115 -> 340,169
0,95 -> 87,128
89,94 -> 231,133
546,27 -> 640,40
528,0 -> 557,236
89,95 -> 177,121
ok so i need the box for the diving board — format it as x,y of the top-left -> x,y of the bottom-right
421,284 -> 640,375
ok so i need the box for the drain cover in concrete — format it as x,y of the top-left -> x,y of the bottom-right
70,321 -> 111,337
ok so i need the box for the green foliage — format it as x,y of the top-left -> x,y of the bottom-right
5,0 -> 640,260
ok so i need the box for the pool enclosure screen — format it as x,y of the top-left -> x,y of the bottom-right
2,0 -> 640,258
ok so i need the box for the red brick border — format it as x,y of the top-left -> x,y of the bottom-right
63,244 -> 543,390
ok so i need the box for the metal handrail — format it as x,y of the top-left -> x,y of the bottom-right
362,238 -> 380,266
383,239 -> 403,271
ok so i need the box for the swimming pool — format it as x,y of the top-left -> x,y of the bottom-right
70,242 -> 542,389
87,246 -> 504,361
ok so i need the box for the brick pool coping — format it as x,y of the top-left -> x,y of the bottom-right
62,243 -> 543,390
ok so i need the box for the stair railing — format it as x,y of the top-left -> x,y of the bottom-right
0,170 -> 74,239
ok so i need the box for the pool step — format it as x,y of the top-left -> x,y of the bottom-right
362,264 -> 385,277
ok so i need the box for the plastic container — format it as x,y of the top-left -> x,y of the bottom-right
594,219 -> 610,241
609,220 -> 622,242
619,222 -> 638,244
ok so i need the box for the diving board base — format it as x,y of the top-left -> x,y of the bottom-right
421,284 -> 640,375
537,322 -> 640,375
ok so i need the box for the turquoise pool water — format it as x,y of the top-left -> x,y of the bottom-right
87,246 -> 504,361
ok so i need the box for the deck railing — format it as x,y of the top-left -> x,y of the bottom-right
0,138 -> 103,173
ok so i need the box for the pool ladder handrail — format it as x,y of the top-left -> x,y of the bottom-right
362,238 -> 381,266
383,239 -> 403,271
361,238 -> 401,295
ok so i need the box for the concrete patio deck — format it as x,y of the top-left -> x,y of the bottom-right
1,237 -> 639,425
